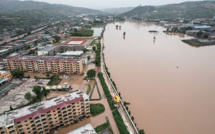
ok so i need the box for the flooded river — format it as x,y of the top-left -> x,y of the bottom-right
103,21 -> 215,134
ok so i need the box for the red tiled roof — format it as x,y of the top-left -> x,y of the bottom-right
65,38 -> 87,45
14,97 -> 83,123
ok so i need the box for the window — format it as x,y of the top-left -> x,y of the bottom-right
34,116 -> 39,120
25,120 -> 28,122
19,128 -> 23,132
37,124 -> 41,127
41,114 -> 45,118
31,124 -> 35,127
67,105 -> 71,108
38,128 -> 42,131
8,126 -> 13,129
17,122 -> 21,124
9,130 -> 15,133
17,125 -> 22,128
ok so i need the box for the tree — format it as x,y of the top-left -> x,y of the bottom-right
92,46 -> 96,52
196,31 -> 203,37
131,116 -> 134,121
24,92 -> 32,102
32,86 -> 42,97
27,31 -> 31,35
42,87 -> 50,97
10,105 -> 13,110
53,35 -> 60,43
139,129 -> 145,134
87,69 -> 96,79
11,68 -> 24,78
46,73 -> 50,78
82,48 -> 87,53
87,56 -> 91,60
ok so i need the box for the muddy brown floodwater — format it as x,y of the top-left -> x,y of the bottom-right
103,21 -> 215,134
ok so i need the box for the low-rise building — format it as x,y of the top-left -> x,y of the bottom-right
67,124 -> 96,134
0,70 -> 12,85
0,89 -> 90,134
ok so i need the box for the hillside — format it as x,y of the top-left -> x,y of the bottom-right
121,1 -> 215,19
0,0 -> 103,35
0,0 -> 102,15
102,7 -> 134,14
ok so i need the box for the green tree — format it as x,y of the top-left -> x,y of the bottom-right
53,35 -> 61,43
139,129 -> 145,134
82,48 -> 87,53
27,31 -> 31,35
24,92 -> 32,102
33,86 -> 42,100
196,31 -> 203,37
42,87 -> 50,97
131,116 -> 134,121
87,56 -> 91,60
46,73 -> 50,78
92,46 -> 96,52
87,69 -> 96,79
10,105 -> 13,110
11,68 -> 24,78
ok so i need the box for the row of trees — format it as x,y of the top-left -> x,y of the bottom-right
95,42 -> 101,67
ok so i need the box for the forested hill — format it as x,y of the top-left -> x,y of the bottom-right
0,0 -> 103,15
121,1 -> 215,19
0,0 -> 103,35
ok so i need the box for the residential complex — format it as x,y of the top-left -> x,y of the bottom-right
0,89 -> 90,134
0,70 -> 12,85
3,56 -> 83,74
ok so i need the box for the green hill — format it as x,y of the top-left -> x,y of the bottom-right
121,1 -> 215,19
0,0 -> 103,35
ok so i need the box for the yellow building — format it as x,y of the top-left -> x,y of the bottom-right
0,90 -> 90,134
4,56 -> 83,74
0,70 -> 12,85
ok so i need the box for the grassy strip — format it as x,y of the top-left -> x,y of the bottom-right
94,121 -> 114,134
90,81 -> 102,101
97,72 -> 116,110
112,109 -> 129,134
86,84 -> 91,95
90,103 -> 105,117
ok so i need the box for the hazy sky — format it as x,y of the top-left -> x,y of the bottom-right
31,0 -> 199,9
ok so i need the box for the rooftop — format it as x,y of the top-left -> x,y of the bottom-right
38,46 -> 57,52
5,56 -> 81,63
58,51 -> 83,56
65,38 -> 87,46
67,124 -> 97,134
0,70 -> 7,75
0,89 -> 88,127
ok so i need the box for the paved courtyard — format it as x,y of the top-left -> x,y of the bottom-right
0,78 -> 49,114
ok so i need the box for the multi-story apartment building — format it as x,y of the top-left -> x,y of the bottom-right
0,89 -> 90,134
0,70 -> 12,85
3,56 -> 83,74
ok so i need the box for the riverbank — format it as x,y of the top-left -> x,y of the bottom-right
100,25 -> 144,133
182,39 -> 215,47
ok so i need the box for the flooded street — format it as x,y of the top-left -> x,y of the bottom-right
103,21 -> 215,134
